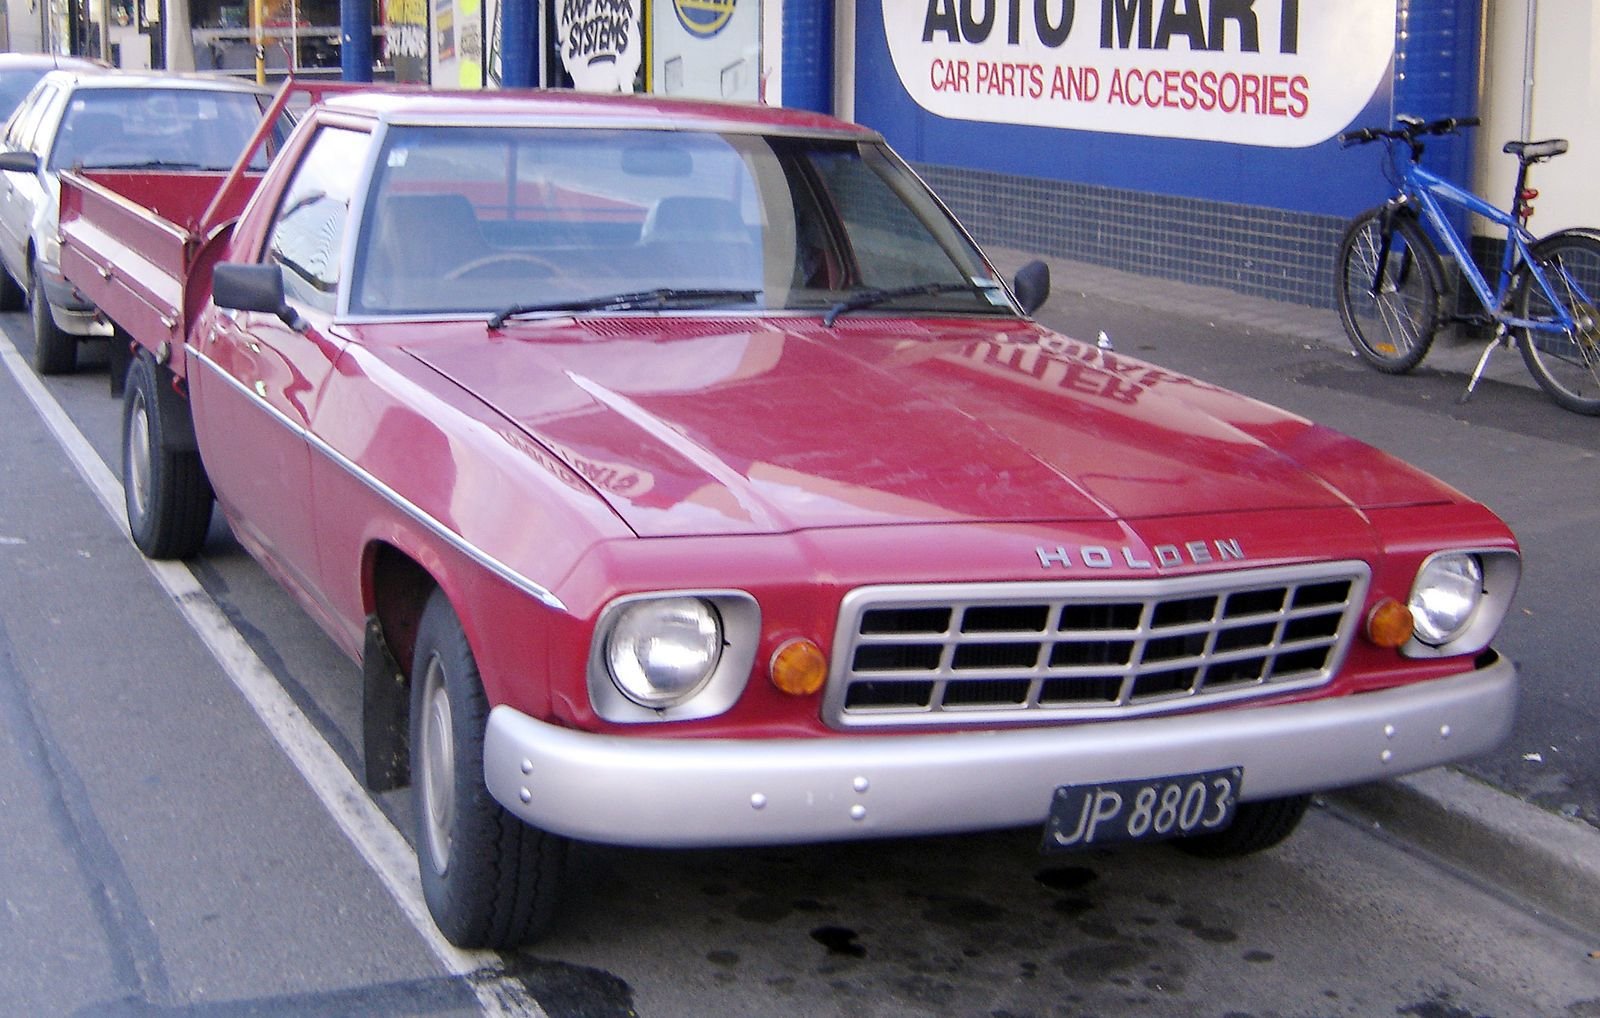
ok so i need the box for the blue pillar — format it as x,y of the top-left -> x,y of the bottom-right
781,2 -> 833,113
502,0 -> 537,87
1393,0 -> 1482,237
341,0 -> 374,81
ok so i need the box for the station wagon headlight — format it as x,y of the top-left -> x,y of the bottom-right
605,596 -> 723,708
1404,550 -> 1520,657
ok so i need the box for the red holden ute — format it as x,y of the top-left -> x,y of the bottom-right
68,89 -> 1519,948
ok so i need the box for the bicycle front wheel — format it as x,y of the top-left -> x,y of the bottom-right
1336,208 -> 1442,373
1516,230 -> 1600,415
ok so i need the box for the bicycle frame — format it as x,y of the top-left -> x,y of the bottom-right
1396,161 -> 1582,335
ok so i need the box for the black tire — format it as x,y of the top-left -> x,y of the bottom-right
1172,794 -> 1311,859
122,354 -> 214,559
411,590 -> 567,949
1336,208 -> 1443,373
1515,230 -> 1600,415
30,262 -> 78,375
0,265 -> 23,312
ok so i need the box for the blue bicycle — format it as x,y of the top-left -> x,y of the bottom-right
1336,115 -> 1600,414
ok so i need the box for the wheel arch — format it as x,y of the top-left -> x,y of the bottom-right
131,345 -> 202,452
358,523 -> 576,790
360,541 -> 440,791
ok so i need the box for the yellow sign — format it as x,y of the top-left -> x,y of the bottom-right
673,0 -> 735,38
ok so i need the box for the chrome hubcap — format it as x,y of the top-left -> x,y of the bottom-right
127,394 -> 152,520
419,656 -> 455,875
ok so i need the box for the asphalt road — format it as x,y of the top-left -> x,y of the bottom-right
2,298 -> 1597,1017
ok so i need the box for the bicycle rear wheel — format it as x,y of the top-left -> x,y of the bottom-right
1516,230 -> 1600,415
1336,208 -> 1443,373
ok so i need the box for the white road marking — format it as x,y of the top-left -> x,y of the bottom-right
0,334 -> 546,1018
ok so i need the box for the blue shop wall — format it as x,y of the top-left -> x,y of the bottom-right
852,0 -> 1481,309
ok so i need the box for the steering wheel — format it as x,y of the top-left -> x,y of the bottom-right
444,252 -> 565,282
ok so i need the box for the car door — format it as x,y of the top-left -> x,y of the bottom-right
193,125 -> 373,610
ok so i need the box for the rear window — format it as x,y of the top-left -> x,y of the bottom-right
48,88 -> 275,172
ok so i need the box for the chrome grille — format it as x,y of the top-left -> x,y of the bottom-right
823,564 -> 1370,729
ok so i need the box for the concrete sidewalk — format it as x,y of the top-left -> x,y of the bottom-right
987,247 -> 1600,939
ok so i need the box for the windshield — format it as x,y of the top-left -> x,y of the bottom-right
349,125 -> 1012,318
48,87 -> 276,173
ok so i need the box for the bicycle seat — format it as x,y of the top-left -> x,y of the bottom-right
1504,138 -> 1568,161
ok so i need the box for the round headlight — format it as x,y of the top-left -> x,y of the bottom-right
1408,554 -> 1484,647
605,597 -> 723,708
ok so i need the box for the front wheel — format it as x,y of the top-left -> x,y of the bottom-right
29,261 -> 77,375
122,354 -> 214,558
411,590 -> 567,948
1516,230 -> 1600,415
1171,794 -> 1311,858
1336,208 -> 1443,374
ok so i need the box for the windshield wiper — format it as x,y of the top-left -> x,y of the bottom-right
488,287 -> 762,329
822,281 -> 987,327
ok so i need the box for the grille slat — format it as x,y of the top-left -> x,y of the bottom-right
826,565 -> 1367,728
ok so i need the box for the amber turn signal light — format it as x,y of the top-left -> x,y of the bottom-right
770,638 -> 828,696
1366,598 -> 1415,649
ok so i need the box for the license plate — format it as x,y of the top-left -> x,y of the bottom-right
1041,766 -> 1242,852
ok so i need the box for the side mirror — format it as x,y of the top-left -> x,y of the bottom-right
1012,259 -> 1050,316
212,262 -> 305,331
0,151 -> 40,174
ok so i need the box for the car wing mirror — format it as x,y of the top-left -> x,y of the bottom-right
1012,259 -> 1050,316
0,151 -> 40,174
212,262 -> 306,332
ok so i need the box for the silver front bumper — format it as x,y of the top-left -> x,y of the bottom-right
484,655 -> 1515,848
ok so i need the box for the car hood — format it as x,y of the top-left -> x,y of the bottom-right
401,317 -> 1465,538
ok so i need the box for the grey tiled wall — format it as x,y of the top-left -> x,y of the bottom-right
917,163 -> 1347,310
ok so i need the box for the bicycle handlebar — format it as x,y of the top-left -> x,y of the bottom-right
1337,116 -> 1480,148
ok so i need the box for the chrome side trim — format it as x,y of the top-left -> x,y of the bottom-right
187,344 -> 567,611
484,656 -> 1516,848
